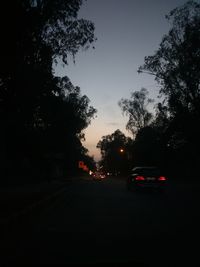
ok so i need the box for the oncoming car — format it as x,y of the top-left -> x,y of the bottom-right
127,166 -> 167,192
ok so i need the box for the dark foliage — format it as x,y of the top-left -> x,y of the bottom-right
136,1 -> 200,179
119,88 -> 154,136
0,0 -> 96,184
97,130 -> 133,176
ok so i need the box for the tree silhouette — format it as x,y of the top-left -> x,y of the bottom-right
138,1 -> 200,178
97,130 -> 133,175
0,1 -> 96,183
42,76 -> 97,177
119,88 -> 154,136
133,126 -> 166,169
138,1 -> 200,116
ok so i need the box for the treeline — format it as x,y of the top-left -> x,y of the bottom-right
0,0 -> 97,185
97,1 -> 200,180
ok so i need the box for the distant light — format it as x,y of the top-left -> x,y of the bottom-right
120,148 -> 124,153
89,170 -> 93,176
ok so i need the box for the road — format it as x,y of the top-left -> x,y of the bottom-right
1,177 -> 200,266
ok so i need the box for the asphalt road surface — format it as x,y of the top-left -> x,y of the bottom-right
1,177 -> 200,266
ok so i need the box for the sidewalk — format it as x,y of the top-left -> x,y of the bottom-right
0,179 -> 71,224
0,175 -> 115,224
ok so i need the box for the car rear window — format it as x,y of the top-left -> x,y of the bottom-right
133,168 -> 160,176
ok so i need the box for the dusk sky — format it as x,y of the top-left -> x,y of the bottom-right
54,0 -> 191,161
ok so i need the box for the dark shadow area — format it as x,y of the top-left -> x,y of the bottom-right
1,177 -> 199,266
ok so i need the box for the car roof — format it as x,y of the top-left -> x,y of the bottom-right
132,166 -> 159,171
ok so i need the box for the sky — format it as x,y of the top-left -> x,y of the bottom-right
54,0 -> 190,161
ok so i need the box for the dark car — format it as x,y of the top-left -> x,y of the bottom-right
127,166 -> 167,192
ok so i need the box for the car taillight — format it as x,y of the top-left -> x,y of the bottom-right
135,176 -> 145,181
158,176 -> 167,181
